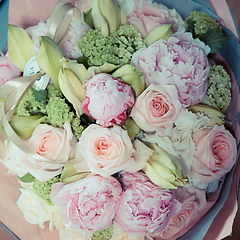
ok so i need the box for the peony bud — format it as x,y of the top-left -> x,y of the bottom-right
36,36 -> 64,90
59,68 -> 85,117
9,115 -> 45,140
188,103 -> 225,127
142,144 -> 186,189
60,164 -> 89,184
112,64 -> 145,96
91,0 -> 127,36
7,24 -> 35,71
144,24 -> 173,47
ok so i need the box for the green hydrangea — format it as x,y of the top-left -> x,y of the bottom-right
186,11 -> 221,36
16,88 -> 47,117
206,65 -> 231,112
92,225 -> 113,240
45,90 -> 75,127
33,176 -> 60,205
78,25 -> 146,66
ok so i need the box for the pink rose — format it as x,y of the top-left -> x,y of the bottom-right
127,1 -> 183,37
130,84 -> 182,135
50,174 -> 122,232
82,73 -> 135,127
131,28 -> 210,106
159,187 -> 206,239
191,124 -> 237,184
0,55 -> 21,86
18,122 -> 77,182
114,172 -> 182,236
75,124 -> 153,177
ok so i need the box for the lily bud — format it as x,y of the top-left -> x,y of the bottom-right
142,144 -> 186,189
59,68 -> 85,117
62,58 -> 87,85
60,164 -> 89,184
188,103 -> 225,127
9,115 -> 45,140
36,36 -> 64,90
7,24 -> 35,71
144,24 -> 173,47
91,0 -> 126,36
112,64 -> 145,96
85,63 -> 118,80
123,118 -> 140,141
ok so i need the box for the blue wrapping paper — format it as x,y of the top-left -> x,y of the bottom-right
0,0 -> 9,52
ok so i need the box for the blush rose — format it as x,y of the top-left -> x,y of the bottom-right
18,122 -> 77,182
130,83 -> 182,135
159,186 -> 206,239
75,124 -> 153,177
191,124 -> 237,184
126,1 -> 184,37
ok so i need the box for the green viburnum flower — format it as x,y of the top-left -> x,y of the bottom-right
92,225 -> 114,240
78,25 -> 146,67
33,176 -> 60,206
205,65 -> 231,112
186,11 -> 221,36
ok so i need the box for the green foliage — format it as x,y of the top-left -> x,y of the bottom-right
199,28 -> 232,54
78,25 -> 146,66
18,172 -> 35,183
206,65 -> 232,112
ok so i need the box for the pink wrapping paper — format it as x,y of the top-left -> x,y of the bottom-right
1,0 -> 240,239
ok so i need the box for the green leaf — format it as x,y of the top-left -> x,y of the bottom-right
186,18 -> 196,35
199,28 -> 232,54
18,172 -> 35,183
84,9 -> 94,28
32,89 -> 48,105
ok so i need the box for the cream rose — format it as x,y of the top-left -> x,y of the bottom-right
18,122 -> 77,182
75,124 -> 153,176
131,84 -> 182,136
17,187 -> 53,228
191,124 -> 237,184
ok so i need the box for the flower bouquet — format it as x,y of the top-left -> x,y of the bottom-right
0,0 -> 240,239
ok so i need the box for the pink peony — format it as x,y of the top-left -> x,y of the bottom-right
18,122 -> 77,182
75,0 -> 91,12
191,124 -> 237,184
82,73 -> 135,127
130,83 -> 182,135
75,124 -> 153,177
131,27 -> 211,106
50,174 -> 122,232
0,54 -> 21,86
114,172 -> 182,236
126,0 -> 184,37
26,15 -> 90,59
159,187 -> 206,239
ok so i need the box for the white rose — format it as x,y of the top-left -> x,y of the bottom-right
17,188 -> 54,228
1,140 -> 27,176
